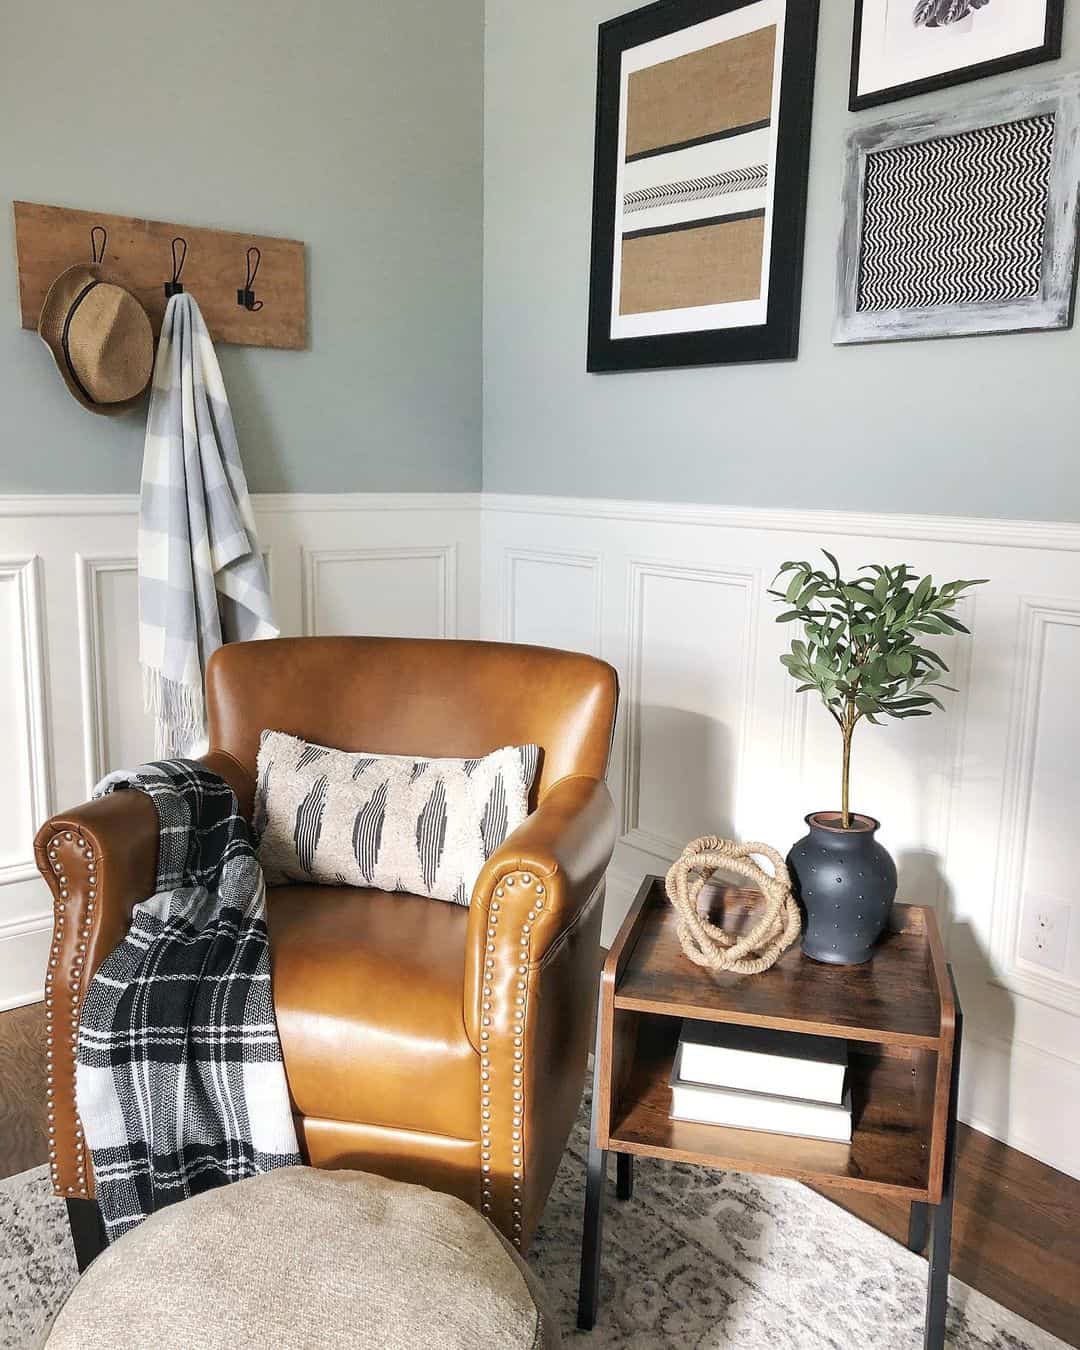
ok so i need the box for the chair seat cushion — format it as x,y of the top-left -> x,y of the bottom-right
45,1167 -> 561,1349
268,885 -> 479,1141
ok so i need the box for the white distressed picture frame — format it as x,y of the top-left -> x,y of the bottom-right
834,76 -> 1080,345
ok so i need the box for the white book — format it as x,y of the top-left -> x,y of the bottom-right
669,1049 -> 853,1144
678,1021 -> 848,1105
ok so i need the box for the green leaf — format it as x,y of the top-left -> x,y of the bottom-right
911,575 -> 933,612
796,581 -> 824,608
886,651 -> 912,675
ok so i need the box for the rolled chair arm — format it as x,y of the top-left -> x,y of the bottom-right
463,774 -> 616,1247
32,750 -> 256,1199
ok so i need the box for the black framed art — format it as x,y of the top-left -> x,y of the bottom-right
850,0 -> 1065,112
586,0 -> 819,373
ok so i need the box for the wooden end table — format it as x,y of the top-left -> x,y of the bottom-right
577,878 -> 962,1350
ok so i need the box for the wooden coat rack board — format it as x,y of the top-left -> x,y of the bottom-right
13,201 -> 307,350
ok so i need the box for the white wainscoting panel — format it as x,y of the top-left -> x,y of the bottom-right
0,554 -> 52,1010
0,557 -> 50,883
622,562 -> 757,859
0,492 -> 481,1014
76,555 -> 154,794
993,598 -> 1080,1016
302,545 -> 457,639
5,487 -> 1079,1178
482,493 -> 1080,1179
503,548 -> 602,656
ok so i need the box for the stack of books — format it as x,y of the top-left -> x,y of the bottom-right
669,1020 -> 852,1143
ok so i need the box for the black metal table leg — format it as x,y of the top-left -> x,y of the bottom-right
66,1197 -> 107,1273
908,1201 -> 929,1254
924,967 -> 963,1350
616,1151 -> 634,1201
578,1009 -> 608,1330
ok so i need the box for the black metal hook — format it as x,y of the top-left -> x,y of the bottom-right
164,236 -> 187,298
237,246 -> 264,311
89,226 -> 107,266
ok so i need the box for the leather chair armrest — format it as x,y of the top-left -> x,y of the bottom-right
32,749 -> 257,1199
462,774 -> 615,1245
466,775 -> 615,995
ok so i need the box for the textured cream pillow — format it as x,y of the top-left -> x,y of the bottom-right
254,731 -> 540,905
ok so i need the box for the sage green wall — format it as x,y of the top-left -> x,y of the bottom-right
0,0 -> 483,494
482,1 -> 1080,521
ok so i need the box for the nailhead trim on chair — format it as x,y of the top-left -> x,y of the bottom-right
479,870 -> 546,1248
44,831 -> 95,1199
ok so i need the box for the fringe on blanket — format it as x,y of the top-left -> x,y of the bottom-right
143,668 -> 207,759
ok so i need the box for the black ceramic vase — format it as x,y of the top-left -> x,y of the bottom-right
787,813 -> 897,965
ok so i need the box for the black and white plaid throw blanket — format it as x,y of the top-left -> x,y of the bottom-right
76,760 -> 301,1241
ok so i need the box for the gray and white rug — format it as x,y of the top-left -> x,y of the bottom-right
1,1099 -> 1069,1349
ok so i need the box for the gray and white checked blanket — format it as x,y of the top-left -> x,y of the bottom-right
76,761 -> 301,1242
140,294 -> 276,758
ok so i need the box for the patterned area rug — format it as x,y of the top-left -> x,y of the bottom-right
1,1099 -> 1069,1349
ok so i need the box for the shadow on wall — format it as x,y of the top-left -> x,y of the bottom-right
635,705 -> 737,846
905,837 -> 1017,1160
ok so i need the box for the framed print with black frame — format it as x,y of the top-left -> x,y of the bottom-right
586,0 -> 820,373
850,0 -> 1065,113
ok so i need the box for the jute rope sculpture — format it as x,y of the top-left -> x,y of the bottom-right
665,837 -> 802,975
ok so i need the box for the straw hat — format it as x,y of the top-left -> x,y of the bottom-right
38,264 -> 154,415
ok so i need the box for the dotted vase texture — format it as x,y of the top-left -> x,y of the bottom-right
787,814 -> 897,965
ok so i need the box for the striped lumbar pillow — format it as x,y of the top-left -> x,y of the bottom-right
254,731 -> 540,906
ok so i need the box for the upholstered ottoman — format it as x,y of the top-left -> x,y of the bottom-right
45,1168 -> 561,1349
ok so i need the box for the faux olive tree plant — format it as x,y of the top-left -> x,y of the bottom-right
769,553 -> 984,829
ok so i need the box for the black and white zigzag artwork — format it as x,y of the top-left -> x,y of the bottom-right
623,164 -> 769,214
293,776 -> 329,874
857,114 -> 1055,312
352,779 -> 389,883
296,744 -> 330,770
415,780 -> 449,892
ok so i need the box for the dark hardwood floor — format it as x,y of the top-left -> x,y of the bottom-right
2,1002 -> 1077,1345
815,1127 -> 1080,1348
0,1002 -> 48,1178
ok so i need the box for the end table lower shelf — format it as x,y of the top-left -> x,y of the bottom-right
577,877 -> 962,1350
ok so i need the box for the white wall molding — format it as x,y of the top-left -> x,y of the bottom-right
621,559 -> 758,860
502,546 -> 603,653
0,494 -> 480,1013
301,544 -> 459,640
0,491 -> 485,518
0,555 -> 52,886
4,486 -> 1080,1177
481,493 -> 1080,553
991,596 -> 1080,1019
482,492 -> 1080,1178
75,554 -> 138,797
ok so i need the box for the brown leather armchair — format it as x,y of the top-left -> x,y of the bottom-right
34,637 -> 618,1259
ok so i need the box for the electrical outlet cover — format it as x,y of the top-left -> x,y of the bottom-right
1017,894 -> 1071,975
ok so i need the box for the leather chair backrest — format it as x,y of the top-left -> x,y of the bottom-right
206,637 -> 618,802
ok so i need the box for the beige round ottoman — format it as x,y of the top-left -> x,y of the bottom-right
45,1168 -> 561,1349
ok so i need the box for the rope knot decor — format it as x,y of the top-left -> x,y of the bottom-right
664,837 -> 802,975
